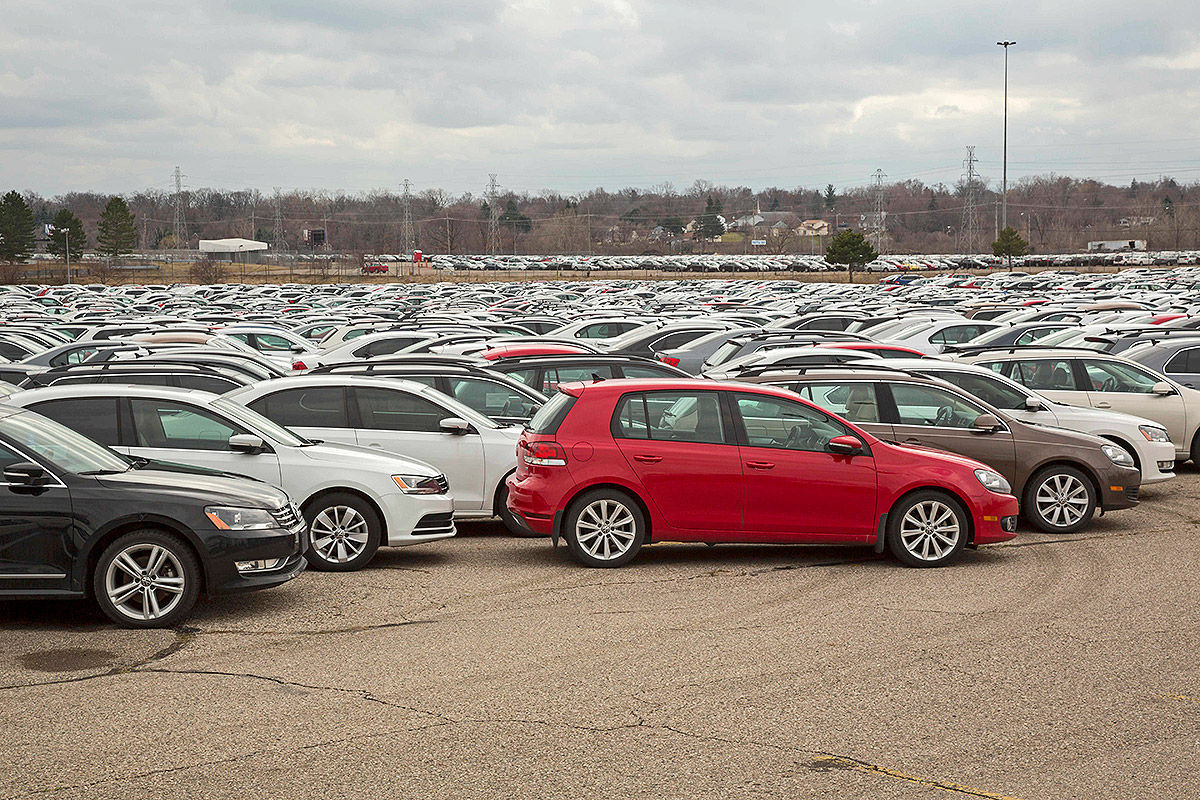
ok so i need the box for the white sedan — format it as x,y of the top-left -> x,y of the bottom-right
224,376 -> 525,532
8,385 -> 456,571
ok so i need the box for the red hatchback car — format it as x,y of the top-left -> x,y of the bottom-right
506,380 -> 1019,568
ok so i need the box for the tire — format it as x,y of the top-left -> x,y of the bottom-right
302,492 -> 382,571
563,489 -> 646,568
1023,465 -> 1096,534
495,480 -> 539,538
886,491 -> 968,568
1191,431 -> 1200,466
93,530 -> 201,628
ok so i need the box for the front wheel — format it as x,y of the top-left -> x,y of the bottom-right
886,491 -> 968,568
1024,465 -> 1095,534
303,493 -> 382,571
564,490 -> 646,568
93,530 -> 201,628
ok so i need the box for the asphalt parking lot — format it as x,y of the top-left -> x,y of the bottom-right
2,470 -> 1197,800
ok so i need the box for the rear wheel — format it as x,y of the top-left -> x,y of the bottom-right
1024,465 -> 1096,534
564,490 -> 645,568
303,493 -> 381,571
93,530 -> 201,628
886,491 -> 968,568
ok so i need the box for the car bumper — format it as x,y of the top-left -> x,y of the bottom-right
377,491 -> 457,547
506,473 -> 560,536
206,523 -> 307,596
1099,464 -> 1142,511
1134,439 -> 1176,484
971,492 -> 1021,545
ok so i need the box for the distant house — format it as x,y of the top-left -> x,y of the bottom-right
731,211 -> 802,232
799,219 -> 831,236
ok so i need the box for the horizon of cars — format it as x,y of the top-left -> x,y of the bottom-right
2,265 -> 1200,624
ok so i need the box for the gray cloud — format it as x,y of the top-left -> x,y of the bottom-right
1,0 -> 1199,196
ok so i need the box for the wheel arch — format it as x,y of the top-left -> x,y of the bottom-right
553,481 -> 655,543
83,516 -> 208,598
885,485 -> 976,544
1024,458 -> 1103,503
300,487 -> 387,540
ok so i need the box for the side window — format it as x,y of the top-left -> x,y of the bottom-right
735,393 -> 849,452
1012,359 -> 1077,391
402,375 -> 441,390
612,394 -> 650,439
250,387 -> 350,428
129,399 -> 245,450
620,364 -> 679,379
26,398 -> 121,446
579,323 -> 613,339
1081,360 -> 1159,393
450,377 -> 536,419
890,384 -> 988,429
355,387 -> 447,432
543,365 -> 614,393
641,391 -> 727,444
505,368 -> 539,387
0,440 -> 25,471
649,331 -> 704,351
49,347 -> 98,367
254,333 -> 295,352
182,375 -> 241,394
358,338 -> 411,358
795,382 -> 881,423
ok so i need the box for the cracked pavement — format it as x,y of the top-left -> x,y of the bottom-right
1,469 -> 1198,799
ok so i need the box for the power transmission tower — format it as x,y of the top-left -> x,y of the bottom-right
960,146 -> 980,252
172,166 -> 186,245
870,169 -> 887,253
486,173 -> 500,255
401,179 -> 415,254
272,188 -> 286,251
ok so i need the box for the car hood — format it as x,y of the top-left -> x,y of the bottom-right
96,468 -> 290,508
293,440 -> 441,476
1040,402 -> 1160,430
884,440 -> 993,472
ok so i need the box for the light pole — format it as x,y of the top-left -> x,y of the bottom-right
64,228 -> 70,284
998,40 -> 1016,270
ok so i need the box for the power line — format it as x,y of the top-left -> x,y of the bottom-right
172,166 -> 186,245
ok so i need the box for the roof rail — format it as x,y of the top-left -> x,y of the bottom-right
947,344 -> 1104,356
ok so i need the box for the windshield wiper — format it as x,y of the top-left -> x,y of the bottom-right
79,468 -> 127,475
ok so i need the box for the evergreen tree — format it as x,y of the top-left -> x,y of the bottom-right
0,190 -> 36,262
658,216 -> 684,236
96,196 -> 137,259
825,229 -> 878,284
992,226 -> 1029,259
695,195 -> 726,242
47,209 -> 86,261
823,184 -> 837,210
499,199 -> 532,234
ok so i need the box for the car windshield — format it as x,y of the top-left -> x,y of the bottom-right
0,410 -> 129,475
212,398 -> 309,447
922,370 -> 1029,411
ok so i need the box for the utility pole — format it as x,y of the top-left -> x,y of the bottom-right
961,146 -> 980,253
486,174 -> 500,255
172,165 -> 186,246
871,169 -> 887,253
998,40 -> 1016,269
400,179 -> 415,256
64,228 -> 70,284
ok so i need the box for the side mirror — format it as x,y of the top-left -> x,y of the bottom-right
1152,381 -> 1176,396
4,461 -> 50,490
290,345 -> 307,354
827,435 -> 863,455
1024,396 -> 1045,411
973,413 -> 1002,433
439,417 -> 472,435
229,433 -> 267,453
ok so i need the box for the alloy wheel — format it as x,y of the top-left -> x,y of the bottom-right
575,499 -> 637,561
104,544 -> 187,622
310,506 -> 370,563
898,500 -> 961,562
1034,473 -> 1089,528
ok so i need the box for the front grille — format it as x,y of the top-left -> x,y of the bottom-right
271,503 -> 303,529
413,512 -> 456,536
1124,486 -> 1140,502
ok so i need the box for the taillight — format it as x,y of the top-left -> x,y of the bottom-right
523,441 -> 567,467
659,356 -> 681,367
292,360 -> 308,370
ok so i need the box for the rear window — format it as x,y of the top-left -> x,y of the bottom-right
526,392 -> 576,434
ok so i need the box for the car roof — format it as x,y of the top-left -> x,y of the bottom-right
8,384 -> 222,404
552,377 -> 823,400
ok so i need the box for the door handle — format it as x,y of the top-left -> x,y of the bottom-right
632,454 -> 662,463
746,461 -> 775,470
368,443 -> 384,448
1095,402 -> 1111,408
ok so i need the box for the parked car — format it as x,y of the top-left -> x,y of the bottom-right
0,404 -> 305,627
506,380 -> 1019,568
489,353 -> 689,395
7,386 -> 455,570
741,368 -> 1142,533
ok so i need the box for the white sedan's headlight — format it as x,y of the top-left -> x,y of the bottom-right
1138,425 -> 1171,443
205,506 -> 276,531
392,474 -> 448,494
974,468 -> 1011,494
1101,444 -> 1136,467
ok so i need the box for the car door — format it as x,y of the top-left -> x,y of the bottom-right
611,390 -> 743,535
0,438 -> 74,587
985,358 -> 1086,405
883,382 -> 1017,483
732,392 -> 877,539
1076,358 -> 1189,445
244,386 -> 356,446
351,386 -> 486,510
124,397 -> 283,485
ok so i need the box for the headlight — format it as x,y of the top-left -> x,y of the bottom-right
1101,444 -> 1136,467
205,506 -> 276,531
1138,425 -> 1171,443
392,474 -> 447,494
974,468 -> 1011,494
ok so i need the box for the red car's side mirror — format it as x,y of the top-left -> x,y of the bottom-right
827,435 -> 863,456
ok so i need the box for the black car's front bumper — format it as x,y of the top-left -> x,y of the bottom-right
203,522 -> 307,596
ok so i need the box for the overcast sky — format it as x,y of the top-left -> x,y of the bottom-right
3,0 -> 1200,198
